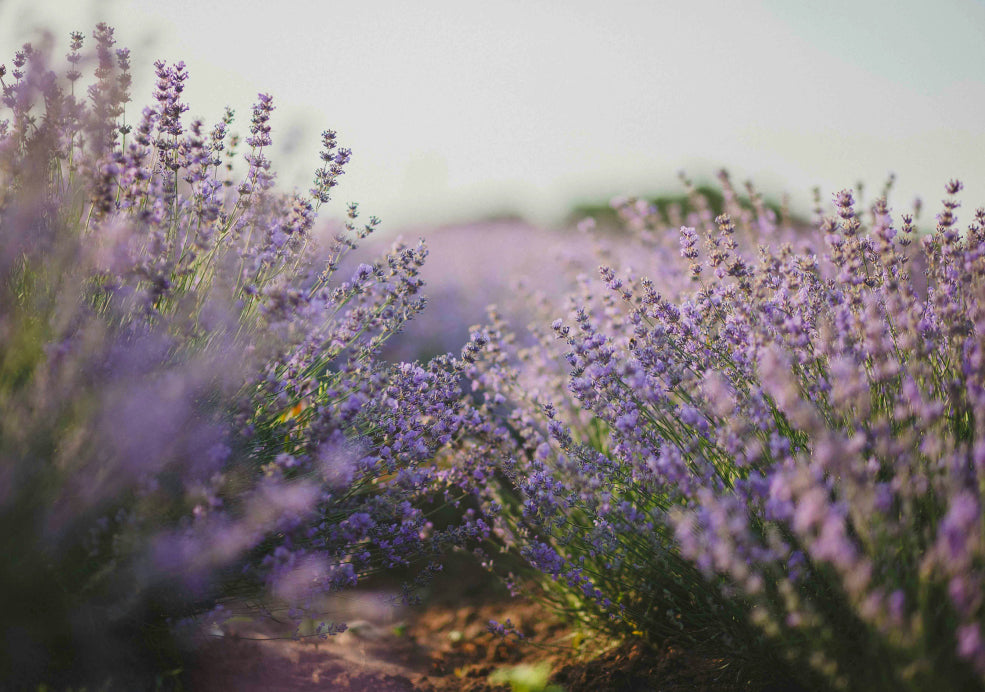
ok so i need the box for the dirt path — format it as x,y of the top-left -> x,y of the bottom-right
188,590 -> 535,691
187,588 -> 742,691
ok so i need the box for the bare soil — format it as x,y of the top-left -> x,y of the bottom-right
187,565 -> 760,691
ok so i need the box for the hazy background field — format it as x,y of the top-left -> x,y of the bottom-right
2,0 -> 983,232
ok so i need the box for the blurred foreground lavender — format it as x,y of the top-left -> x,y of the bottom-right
0,26 -> 486,687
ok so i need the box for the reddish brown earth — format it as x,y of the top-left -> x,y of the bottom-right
188,599 -> 744,691
187,568 -> 756,691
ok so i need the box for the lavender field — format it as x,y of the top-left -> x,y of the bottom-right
3,23 -> 985,692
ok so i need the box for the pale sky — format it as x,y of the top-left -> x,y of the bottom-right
2,0 -> 984,230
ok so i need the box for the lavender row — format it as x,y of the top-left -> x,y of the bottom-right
461,172 -> 985,689
0,27 -> 489,687
4,23 -> 985,692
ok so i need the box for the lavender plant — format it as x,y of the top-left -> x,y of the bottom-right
7,20 -> 982,692
0,26 -> 478,687
467,173 -> 985,690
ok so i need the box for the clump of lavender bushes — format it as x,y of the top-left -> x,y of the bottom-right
6,21 -> 985,692
466,173 -> 985,690
0,26 -> 486,687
